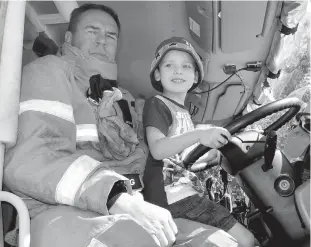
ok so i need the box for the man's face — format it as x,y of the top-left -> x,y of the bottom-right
66,9 -> 119,63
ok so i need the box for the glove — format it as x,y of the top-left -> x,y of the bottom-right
87,74 -> 118,103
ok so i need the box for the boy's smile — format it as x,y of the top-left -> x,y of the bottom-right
171,78 -> 186,83
154,50 -> 198,95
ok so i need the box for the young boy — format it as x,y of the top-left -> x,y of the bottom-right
142,37 -> 255,247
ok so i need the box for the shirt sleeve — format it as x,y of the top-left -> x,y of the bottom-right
143,96 -> 172,136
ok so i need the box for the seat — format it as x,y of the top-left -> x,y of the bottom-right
0,1 -> 31,246
295,179 -> 310,231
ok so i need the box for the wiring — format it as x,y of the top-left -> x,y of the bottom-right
214,160 -> 229,204
191,67 -> 247,94
235,70 -> 244,82
232,71 -> 246,117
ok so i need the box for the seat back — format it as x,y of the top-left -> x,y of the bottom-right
0,1 -> 31,247
295,179 -> 310,231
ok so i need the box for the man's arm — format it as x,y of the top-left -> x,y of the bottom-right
4,56 -> 131,216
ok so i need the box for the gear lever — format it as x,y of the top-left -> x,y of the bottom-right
262,131 -> 277,172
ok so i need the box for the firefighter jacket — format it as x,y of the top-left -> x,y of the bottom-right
3,43 -> 139,218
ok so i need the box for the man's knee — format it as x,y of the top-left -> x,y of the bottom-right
227,222 -> 255,247
239,229 -> 254,247
240,230 -> 255,247
174,218 -> 240,247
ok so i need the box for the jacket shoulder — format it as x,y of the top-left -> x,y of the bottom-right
24,55 -> 71,73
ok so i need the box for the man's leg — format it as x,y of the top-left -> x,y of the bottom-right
30,205 -> 156,247
227,222 -> 255,247
170,194 -> 255,247
30,205 -> 242,247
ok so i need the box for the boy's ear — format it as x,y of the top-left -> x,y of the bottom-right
154,69 -> 161,81
65,31 -> 73,44
194,71 -> 199,84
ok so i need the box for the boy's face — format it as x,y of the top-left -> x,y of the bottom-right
65,9 -> 119,63
154,50 -> 198,94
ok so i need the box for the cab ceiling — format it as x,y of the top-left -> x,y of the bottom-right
23,1 -> 277,98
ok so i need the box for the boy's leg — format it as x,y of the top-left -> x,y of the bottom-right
170,194 -> 255,247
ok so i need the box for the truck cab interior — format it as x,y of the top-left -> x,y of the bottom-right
0,1 -> 309,247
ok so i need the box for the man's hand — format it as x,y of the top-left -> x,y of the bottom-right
199,126 -> 231,149
109,193 -> 178,247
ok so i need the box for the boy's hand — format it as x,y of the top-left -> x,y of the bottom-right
199,127 -> 231,149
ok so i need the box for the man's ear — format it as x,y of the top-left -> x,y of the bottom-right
65,31 -> 73,44
154,69 -> 161,81
194,71 -> 199,84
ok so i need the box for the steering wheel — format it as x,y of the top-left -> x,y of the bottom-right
185,97 -> 302,171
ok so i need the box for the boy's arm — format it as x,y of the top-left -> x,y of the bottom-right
146,126 -> 202,160
195,123 -> 216,129
143,97 -> 231,161
143,96 -> 202,160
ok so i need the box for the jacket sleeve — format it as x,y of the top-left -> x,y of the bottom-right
4,56 -> 132,216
